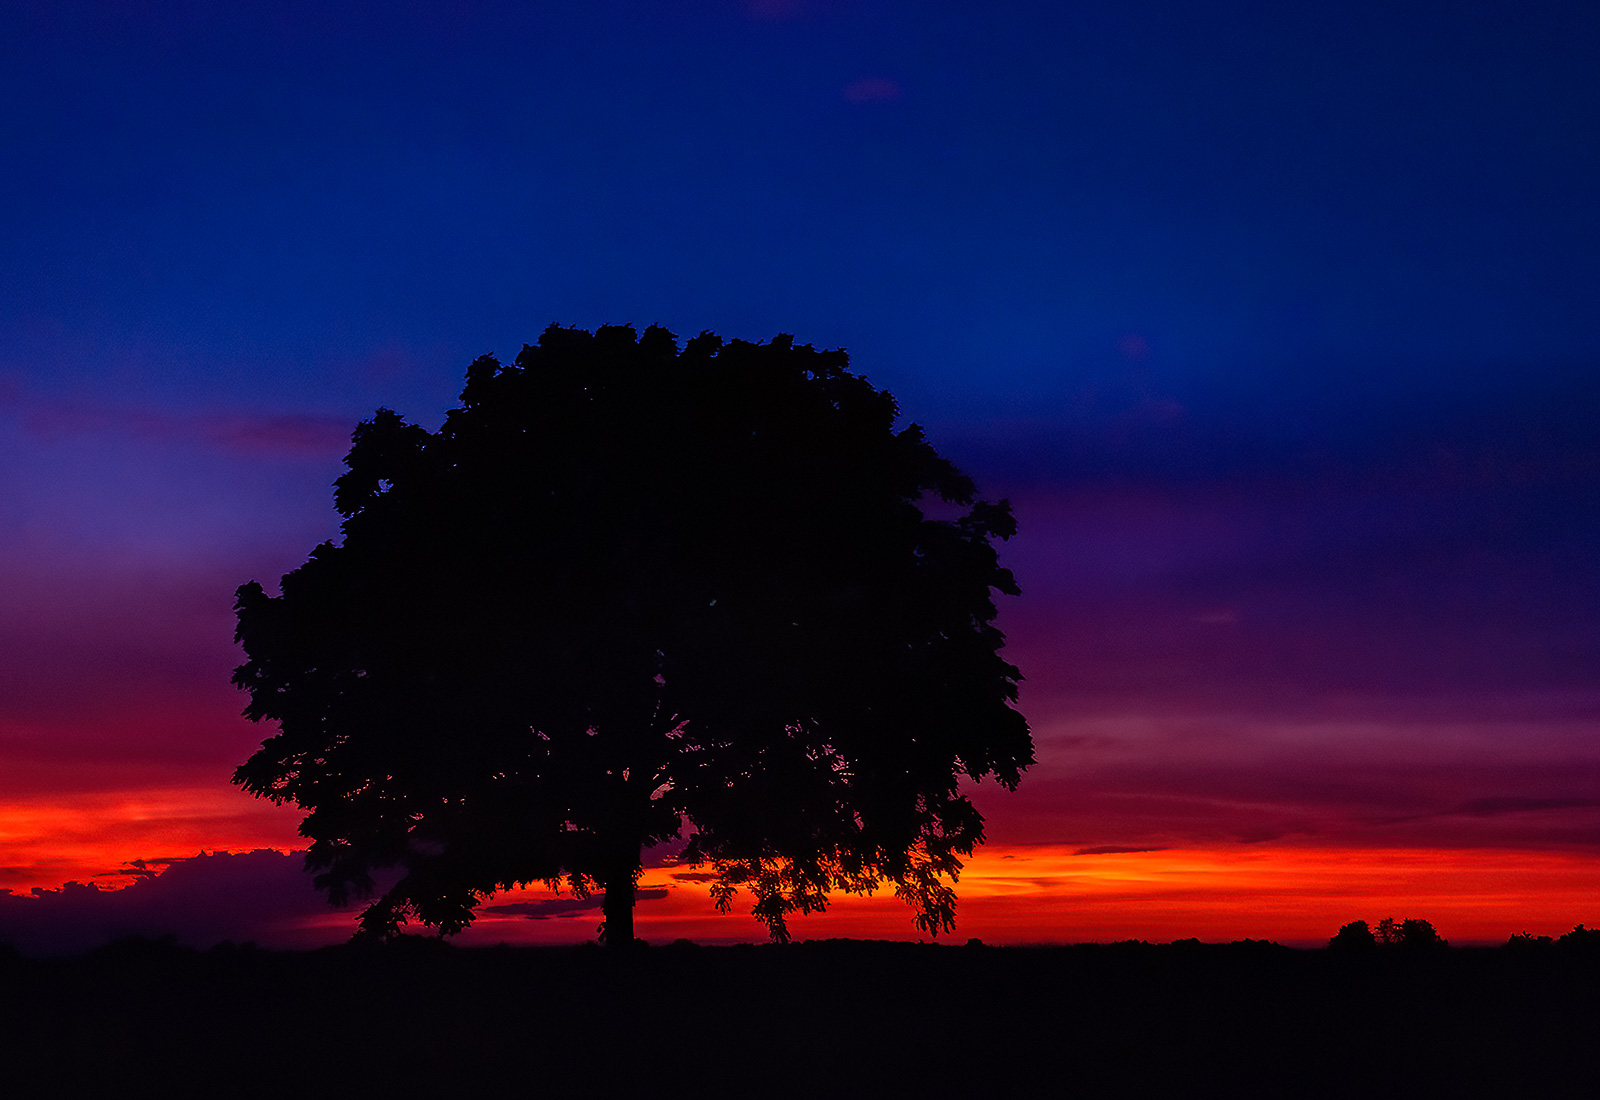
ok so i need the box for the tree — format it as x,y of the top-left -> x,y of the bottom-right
1397,918 -> 1446,950
232,324 -> 1032,946
1328,920 -> 1376,951
1557,924 -> 1600,952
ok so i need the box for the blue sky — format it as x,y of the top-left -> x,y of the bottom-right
8,0 -> 1597,425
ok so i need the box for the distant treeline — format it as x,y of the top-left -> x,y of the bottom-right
4,920 -> 1600,962
1328,918 -> 1600,951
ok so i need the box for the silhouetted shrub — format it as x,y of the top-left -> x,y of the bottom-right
1329,920 -> 1377,950
1398,918 -> 1447,950
1227,939 -> 1288,953
1558,924 -> 1600,952
1351,917 -> 1448,950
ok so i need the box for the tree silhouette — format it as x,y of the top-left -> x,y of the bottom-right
232,324 -> 1032,946
1328,920 -> 1376,951
1360,916 -> 1448,950
1397,918 -> 1447,950
1557,924 -> 1600,952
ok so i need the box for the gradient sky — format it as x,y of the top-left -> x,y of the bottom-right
2,0 -> 1597,952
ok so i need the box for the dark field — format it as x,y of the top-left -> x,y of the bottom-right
2,938 -> 1596,1097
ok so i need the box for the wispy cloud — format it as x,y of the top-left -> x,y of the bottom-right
2,386 -> 352,460
482,889 -> 670,920
1455,796 -> 1600,817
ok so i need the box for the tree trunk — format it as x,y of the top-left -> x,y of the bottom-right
602,850 -> 640,949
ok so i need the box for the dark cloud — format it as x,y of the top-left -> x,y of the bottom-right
0,851 -> 690,953
482,896 -> 603,919
641,839 -> 688,868
482,889 -> 669,920
93,858 -> 166,882
0,849 -> 350,956
1072,846 -> 1168,856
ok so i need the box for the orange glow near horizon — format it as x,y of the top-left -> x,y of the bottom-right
8,794 -> 1595,948
940,843 -> 1600,945
446,842 -> 1600,949
0,788 -> 303,892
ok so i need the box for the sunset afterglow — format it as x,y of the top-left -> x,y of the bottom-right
2,1 -> 1596,955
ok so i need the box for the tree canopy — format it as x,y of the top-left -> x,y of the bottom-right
232,323 -> 1032,944
1334,917 -> 1448,951
1329,920 -> 1376,950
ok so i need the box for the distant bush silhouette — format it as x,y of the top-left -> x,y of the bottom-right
1332,917 -> 1447,950
232,324 -> 1032,947
1502,926 -> 1600,951
1397,918 -> 1447,950
1558,924 -> 1600,952
1329,920 -> 1377,950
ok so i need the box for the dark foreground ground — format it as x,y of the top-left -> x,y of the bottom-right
2,937 -> 1596,1097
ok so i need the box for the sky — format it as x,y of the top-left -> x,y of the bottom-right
1,0 -> 1597,952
